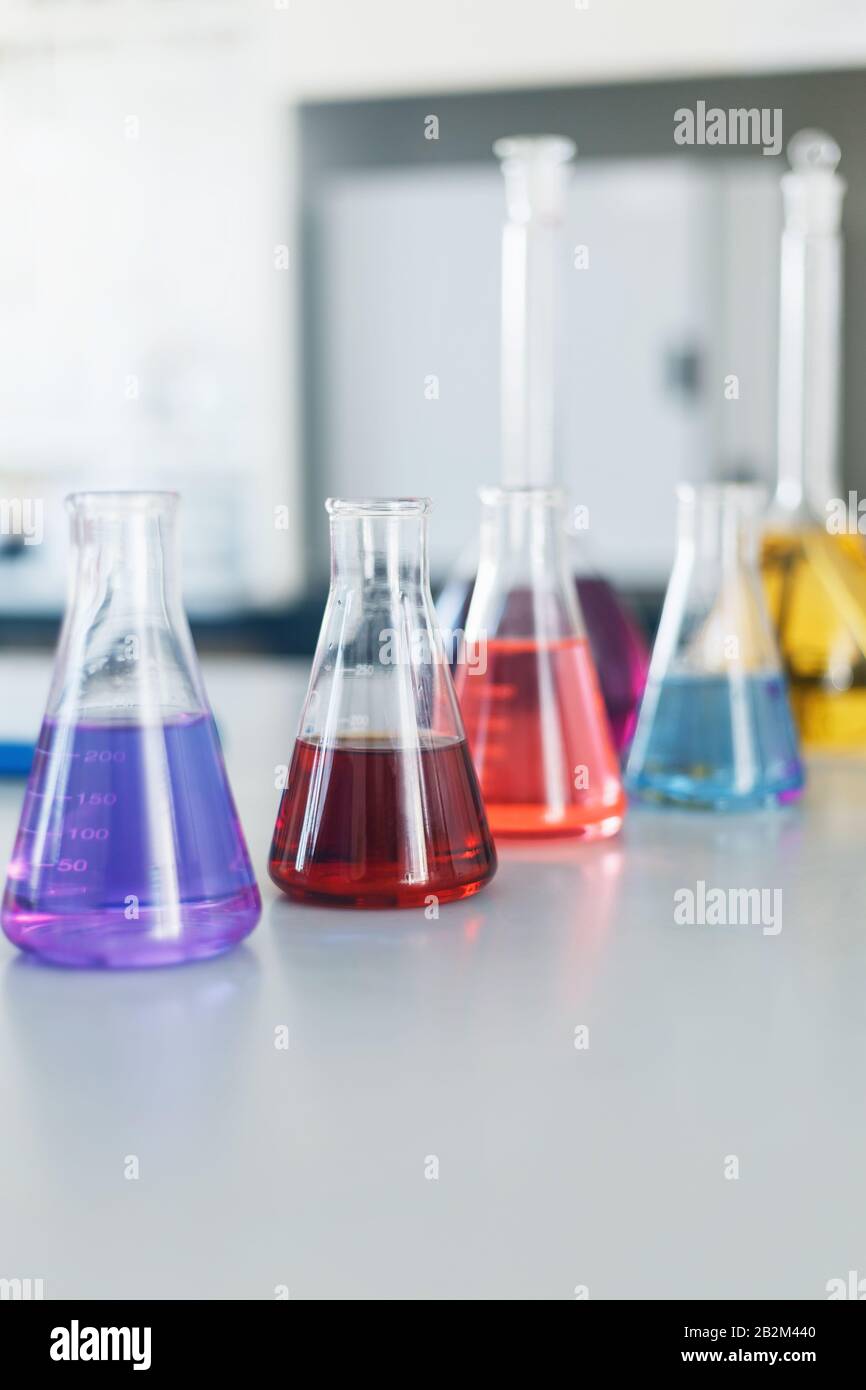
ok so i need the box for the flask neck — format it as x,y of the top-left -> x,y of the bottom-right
50,493 -> 204,723
67,493 -> 183,620
496,136 -> 574,490
675,485 -> 762,572
471,486 -> 583,641
774,131 -> 846,521
328,501 -> 431,593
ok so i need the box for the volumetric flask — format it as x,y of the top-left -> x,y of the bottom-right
1,492 -> 261,967
760,130 -> 866,749
436,133 -> 648,752
453,486 -> 626,839
626,484 -> 805,810
269,498 -> 497,908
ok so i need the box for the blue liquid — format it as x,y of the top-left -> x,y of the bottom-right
625,673 -> 805,810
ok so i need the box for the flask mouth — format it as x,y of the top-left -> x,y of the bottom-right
326,497 -> 431,518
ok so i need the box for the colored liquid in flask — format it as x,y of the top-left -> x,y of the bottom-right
574,576 -> 649,750
762,527 -> 866,749
625,672 -> 805,809
455,635 -> 626,837
2,714 -> 261,967
438,573 -> 646,753
269,732 -> 497,908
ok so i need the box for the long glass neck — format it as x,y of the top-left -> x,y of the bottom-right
496,136 -> 574,490
774,132 -> 846,521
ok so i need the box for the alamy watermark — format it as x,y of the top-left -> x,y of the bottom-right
0,1276 -> 44,1299
674,101 -> 782,157
50,1321 -> 151,1371
674,879 -> 782,936
378,626 -> 487,674
0,497 -> 43,546
826,493 -> 866,535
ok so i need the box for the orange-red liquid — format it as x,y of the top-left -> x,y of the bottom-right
454,636 -> 625,838
268,734 -> 497,908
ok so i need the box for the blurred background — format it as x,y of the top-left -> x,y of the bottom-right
2,0 -> 866,673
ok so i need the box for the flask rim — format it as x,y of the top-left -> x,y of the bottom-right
325,497 -> 431,518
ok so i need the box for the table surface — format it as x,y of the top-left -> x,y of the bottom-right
0,653 -> 863,1300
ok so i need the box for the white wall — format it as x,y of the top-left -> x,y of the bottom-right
0,35 -> 301,611
4,2 -> 866,95
0,0 -> 860,608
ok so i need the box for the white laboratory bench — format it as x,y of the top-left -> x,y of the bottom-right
0,653 -> 863,1300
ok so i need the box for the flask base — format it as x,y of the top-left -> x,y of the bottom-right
1,887 -> 261,969
268,869 -> 492,910
625,779 -> 803,812
482,804 -> 624,839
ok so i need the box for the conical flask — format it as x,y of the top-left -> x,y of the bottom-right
627,485 -> 805,810
761,129 -> 866,749
268,498 -> 497,908
436,133 -> 648,752
1,492 -> 261,967
454,485 -> 626,838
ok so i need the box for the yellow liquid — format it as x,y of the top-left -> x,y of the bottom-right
762,527 -> 866,750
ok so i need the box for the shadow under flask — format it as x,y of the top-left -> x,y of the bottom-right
1,492 -> 261,967
626,484 -> 805,810
268,498 -> 497,908
453,486 -> 626,839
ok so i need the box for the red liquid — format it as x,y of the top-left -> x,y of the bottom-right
268,734 -> 497,908
437,574 -> 648,752
454,636 -> 626,838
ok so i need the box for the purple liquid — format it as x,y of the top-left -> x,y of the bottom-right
437,573 -> 649,753
1,714 -> 261,968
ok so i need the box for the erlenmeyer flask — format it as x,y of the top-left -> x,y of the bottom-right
1,492 -> 261,967
436,133 -> 648,752
626,485 -> 804,809
454,486 -> 625,838
761,130 -> 866,749
269,498 -> 497,908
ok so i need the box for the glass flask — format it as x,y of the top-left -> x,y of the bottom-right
760,129 -> 866,749
453,485 -> 626,838
269,498 -> 497,908
1,492 -> 261,967
626,485 -> 804,810
436,133 -> 648,752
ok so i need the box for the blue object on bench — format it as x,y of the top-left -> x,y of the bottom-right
0,741 -> 35,777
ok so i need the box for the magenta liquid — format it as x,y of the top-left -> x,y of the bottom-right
1,714 -> 260,968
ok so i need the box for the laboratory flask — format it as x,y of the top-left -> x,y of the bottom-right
626,485 -> 804,810
436,133 -> 648,751
269,498 -> 497,908
453,486 -> 626,838
1,493 -> 261,967
760,130 -> 866,749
